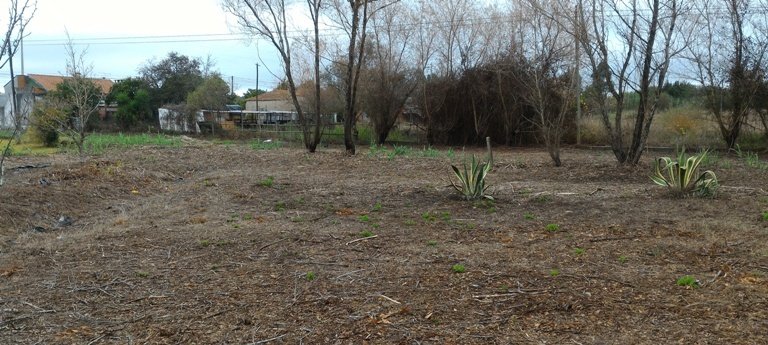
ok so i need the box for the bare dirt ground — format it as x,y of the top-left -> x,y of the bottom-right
1,143 -> 767,344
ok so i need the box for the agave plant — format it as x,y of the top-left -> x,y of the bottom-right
450,155 -> 493,200
651,149 -> 719,197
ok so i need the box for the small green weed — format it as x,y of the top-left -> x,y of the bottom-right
524,213 -> 535,220
360,230 -> 374,238
533,194 -> 552,203
762,211 -> 768,221
358,214 -> 370,222
474,199 -> 496,213
546,223 -> 560,232
306,271 -> 316,281
199,240 -> 211,247
573,247 -> 585,255
421,212 -> 437,222
135,271 -> 150,278
451,264 -> 466,273
290,216 -> 304,223
427,240 -> 438,246
372,201 -> 382,212
676,275 -> 699,288
274,202 -> 287,212
394,145 -> 410,155
440,211 -> 451,221
421,146 -> 440,158
618,255 -> 628,264
446,148 -> 455,159
259,176 -> 275,187
404,219 -> 416,226
549,269 -> 560,277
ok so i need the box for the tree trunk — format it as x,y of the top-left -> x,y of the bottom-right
310,0 -> 323,153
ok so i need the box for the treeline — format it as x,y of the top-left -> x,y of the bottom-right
222,0 -> 768,165
20,0 -> 768,166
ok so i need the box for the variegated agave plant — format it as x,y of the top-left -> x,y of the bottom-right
450,155 -> 493,200
651,149 -> 719,197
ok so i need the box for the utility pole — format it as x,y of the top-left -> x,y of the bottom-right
255,63 -> 260,112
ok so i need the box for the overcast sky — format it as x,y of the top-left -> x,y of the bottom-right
0,0 -> 286,94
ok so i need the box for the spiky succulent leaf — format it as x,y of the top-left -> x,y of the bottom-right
450,155 -> 492,200
650,149 -> 718,197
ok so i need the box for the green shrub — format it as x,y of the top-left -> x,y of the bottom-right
30,102 -> 65,147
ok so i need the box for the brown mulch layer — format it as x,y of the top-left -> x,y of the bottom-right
1,145 -> 767,344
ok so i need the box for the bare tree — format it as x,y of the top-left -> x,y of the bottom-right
327,0 -> 400,154
360,1 -> 418,145
223,0 -> 324,152
687,0 -> 767,149
0,0 -> 35,186
515,0 -> 578,167
37,36 -> 105,156
577,0 -> 683,165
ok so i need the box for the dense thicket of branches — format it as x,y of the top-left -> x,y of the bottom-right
423,55 -> 574,148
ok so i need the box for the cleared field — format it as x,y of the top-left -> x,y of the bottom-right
1,143 -> 767,344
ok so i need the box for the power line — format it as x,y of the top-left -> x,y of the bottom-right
20,6 -> 768,47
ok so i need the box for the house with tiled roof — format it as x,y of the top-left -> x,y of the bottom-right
244,89 -> 305,112
1,74 -> 114,129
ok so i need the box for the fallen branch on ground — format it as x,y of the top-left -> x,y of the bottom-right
346,235 -> 378,245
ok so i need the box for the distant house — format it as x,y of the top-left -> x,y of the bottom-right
244,89 -> 305,112
1,74 -> 114,129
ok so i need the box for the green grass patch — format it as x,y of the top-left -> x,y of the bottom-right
250,139 -> 283,150
676,275 -> 699,288
0,129 -> 14,139
0,139 -> 59,156
618,255 -> 628,264
259,176 -> 275,187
